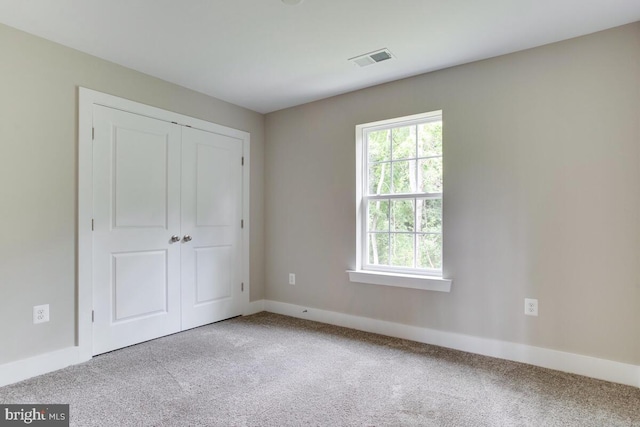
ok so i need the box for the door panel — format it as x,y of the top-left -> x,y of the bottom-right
196,144 -> 233,226
92,105 -> 181,355
112,250 -> 168,321
194,246 -> 232,304
181,127 -> 243,330
113,129 -> 169,228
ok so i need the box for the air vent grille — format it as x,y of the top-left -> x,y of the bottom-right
349,48 -> 394,67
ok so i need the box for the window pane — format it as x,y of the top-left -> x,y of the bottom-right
390,233 -> 414,268
417,233 -> 442,270
418,121 -> 442,157
392,126 -> 416,160
417,198 -> 442,232
360,113 -> 443,275
391,199 -> 414,232
368,200 -> 389,232
419,157 -> 442,193
392,160 -> 416,193
368,233 -> 389,266
368,129 -> 390,163
368,162 -> 391,195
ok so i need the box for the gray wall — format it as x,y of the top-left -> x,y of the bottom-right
265,23 -> 640,365
0,23 -> 265,365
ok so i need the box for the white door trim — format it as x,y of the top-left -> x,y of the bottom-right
78,87 -> 251,362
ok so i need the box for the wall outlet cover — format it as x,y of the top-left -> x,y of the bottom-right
524,298 -> 538,316
33,304 -> 50,324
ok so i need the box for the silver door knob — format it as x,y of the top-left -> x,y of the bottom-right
170,235 -> 180,243
183,235 -> 192,242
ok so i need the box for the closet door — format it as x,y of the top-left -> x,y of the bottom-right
92,106 -> 182,355
180,127 -> 244,330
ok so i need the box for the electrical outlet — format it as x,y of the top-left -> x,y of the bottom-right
33,304 -> 50,324
289,273 -> 296,285
524,298 -> 538,316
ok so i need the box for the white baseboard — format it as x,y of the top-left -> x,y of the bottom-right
244,299 -> 265,315
0,347 -> 80,388
259,300 -> 640,388
3,301 -> 638,389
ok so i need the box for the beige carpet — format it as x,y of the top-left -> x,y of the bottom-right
1,312 -> 639,426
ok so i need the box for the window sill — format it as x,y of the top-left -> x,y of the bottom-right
346,270 -> 452,292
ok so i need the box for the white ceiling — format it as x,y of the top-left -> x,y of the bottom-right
1,0 -> 639,113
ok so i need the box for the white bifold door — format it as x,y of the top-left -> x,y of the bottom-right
92,105 -> 243,355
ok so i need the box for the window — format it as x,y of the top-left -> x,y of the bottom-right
348,111 -> 451,292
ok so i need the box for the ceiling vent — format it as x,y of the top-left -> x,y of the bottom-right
349,48 -> 394,67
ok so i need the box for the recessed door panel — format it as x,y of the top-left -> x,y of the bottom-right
195,246 -> 232,304
113,251 -> 167,321
114,128 -> 168,229
196,144 -> 233,227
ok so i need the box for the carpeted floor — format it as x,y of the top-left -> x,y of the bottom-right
1,312 -> 639,426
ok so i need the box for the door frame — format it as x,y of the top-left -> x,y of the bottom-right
77,87 -> 251,362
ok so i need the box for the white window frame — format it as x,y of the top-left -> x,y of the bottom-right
347,111 -> 452,292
